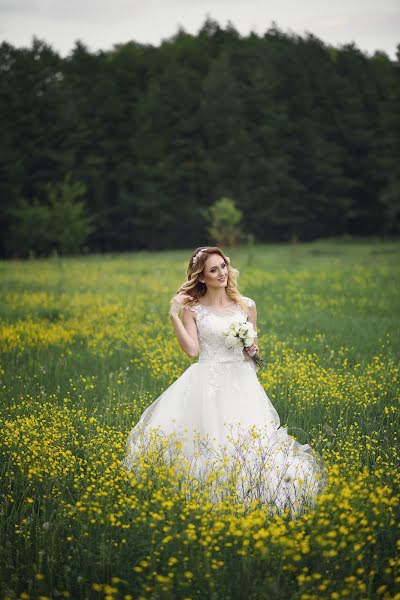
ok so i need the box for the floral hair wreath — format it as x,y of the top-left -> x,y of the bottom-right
192,249 -> 205,267
192,249 -> 230,268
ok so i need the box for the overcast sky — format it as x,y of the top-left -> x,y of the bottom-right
1,0 -> 399,60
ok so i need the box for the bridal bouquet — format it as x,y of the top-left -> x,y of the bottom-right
223,321 -> 265,368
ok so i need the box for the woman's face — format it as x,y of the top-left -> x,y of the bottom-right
200,253 -> 228,289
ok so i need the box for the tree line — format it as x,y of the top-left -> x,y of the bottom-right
0,18 -> 399,256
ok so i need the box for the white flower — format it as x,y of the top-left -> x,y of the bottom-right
224,320 -> 257,351
245,322 -> 256,335
225,334 -> 243,349
244,334 -> 254,347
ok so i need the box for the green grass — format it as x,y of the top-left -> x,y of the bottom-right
0,238 -> 399,600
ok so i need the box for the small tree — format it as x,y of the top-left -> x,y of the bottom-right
45,176 -> 94,254
206,196 -> 243,247
8,175 -> 94,257
8,198 -> 53,257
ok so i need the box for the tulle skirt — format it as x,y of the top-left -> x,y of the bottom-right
122,359 -> 327,516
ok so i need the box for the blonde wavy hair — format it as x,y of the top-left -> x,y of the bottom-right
175,246 -> 248,313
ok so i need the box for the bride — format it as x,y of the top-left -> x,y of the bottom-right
123,246 -> 327,516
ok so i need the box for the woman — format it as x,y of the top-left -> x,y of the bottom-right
123,246 -> 327,515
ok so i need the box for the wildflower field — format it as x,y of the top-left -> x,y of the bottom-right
0,239 -> 399,600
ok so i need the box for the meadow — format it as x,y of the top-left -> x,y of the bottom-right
0,239 -> 399,600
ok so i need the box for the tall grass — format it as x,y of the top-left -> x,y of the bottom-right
0,239 -> 399,599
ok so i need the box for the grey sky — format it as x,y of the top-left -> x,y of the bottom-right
0,0 -> 399,60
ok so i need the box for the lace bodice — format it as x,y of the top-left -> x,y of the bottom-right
184,296 -> 256,363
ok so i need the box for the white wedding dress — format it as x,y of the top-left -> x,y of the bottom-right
122,296 -> 327,515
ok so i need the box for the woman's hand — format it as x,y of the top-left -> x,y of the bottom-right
169,292 -> 192,316
245,342 -> 259,357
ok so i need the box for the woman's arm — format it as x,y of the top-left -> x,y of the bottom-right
169,295 -> 199,358
245,301 -> 259,356
246,301 -> 257,333
169,311 -> 199,358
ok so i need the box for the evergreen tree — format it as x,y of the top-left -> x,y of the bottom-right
0,21 -> 398,255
